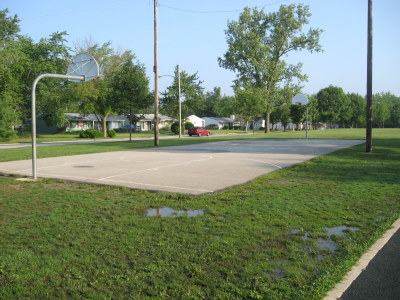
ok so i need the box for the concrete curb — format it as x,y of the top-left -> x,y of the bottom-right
324,218 -> 400,300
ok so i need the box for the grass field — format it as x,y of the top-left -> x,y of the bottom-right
0,129 -> 399,299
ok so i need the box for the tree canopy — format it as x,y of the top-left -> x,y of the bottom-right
219,4 -> 322,132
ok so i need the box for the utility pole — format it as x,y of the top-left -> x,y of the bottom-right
366,0 -> 373,152
177,65 -> 182,138
153,0 -> 160,146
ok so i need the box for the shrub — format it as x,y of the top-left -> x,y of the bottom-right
207,124 -> 219,130
79,128 -> 103,139
184,122 -> 194,130
107,129 -> 116,138
170,122 -> 180,135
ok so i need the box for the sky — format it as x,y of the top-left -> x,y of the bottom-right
2,0 -> 400,97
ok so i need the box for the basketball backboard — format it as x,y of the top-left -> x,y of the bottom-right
67,53 -> 99,82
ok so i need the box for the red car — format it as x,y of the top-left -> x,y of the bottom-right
188,127 -> 210,137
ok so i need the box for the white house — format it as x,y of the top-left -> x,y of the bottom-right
187,115 -> 205,127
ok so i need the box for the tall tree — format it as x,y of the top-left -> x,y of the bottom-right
0,9 -> 20,42
160,67 -> 204,119
290,104 -> 306,130
348,93 -> 366,128
316,86 -> 350,128
110,59 -> 152,141
72,40 -> 134,137
373,92 -> 391,128
218,4 -> 322,133
307,95 -> 319,129
0,9 -> 70,138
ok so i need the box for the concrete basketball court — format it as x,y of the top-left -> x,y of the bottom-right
0,139 -> 364,195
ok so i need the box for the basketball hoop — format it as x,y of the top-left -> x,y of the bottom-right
31,54 -> 100,179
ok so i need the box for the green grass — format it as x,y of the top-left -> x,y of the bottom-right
0,129 -> 399,299
1,131 -> 169,144
1,128 -> 398,163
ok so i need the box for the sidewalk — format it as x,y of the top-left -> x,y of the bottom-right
325,219 -> 400,300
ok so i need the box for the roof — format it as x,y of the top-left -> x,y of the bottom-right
65,113 -> 173,122
203,116 -> 234,123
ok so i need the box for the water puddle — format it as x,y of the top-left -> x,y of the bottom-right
326,225 -> 359,237
274,268 -> 286,278
316,238 -> 338,252
135,207 -> 204,218
73,165 -> 94,168
292,225 -> 360,252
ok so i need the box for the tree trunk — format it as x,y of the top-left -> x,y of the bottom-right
101,117 -> 107,138
129,108 -> 133,142
264,112 -> 270,133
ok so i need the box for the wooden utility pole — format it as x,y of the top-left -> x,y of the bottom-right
177,65 -> 182,138
153,0 -> 160,146
366,0 -> 373,152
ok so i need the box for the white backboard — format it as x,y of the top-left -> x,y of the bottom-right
292,94 -> 309,105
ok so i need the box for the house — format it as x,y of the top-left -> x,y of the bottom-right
132,114 -> 174,131
202,116 -> 235,129
65,113 -> 126,132
37,113 -> 174,134
187,115 -> 205,127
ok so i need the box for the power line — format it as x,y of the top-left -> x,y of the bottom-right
158,0 -> 291,14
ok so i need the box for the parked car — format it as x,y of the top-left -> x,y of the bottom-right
188,127 -> 210,137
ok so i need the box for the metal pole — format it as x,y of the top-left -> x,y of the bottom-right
306,105 -> 308,139
31,74 -> 84,179
366,0 -> 373,152
153,0 -> 160,146
177,65 -> 182,138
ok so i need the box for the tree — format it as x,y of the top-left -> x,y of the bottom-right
373,92 -> 391,128
0,9 -> 20,42
0,9 -> 71,138
234,87 -> 265,132
290,104 -> 306,130
348,93 -> 366,128
110,59 -> 152,141
380,93 -> 400,127
160,67 -> 204,119
72,40 -> 134,137
219,4 -> 322,133
74,78 -> 112,137
316,86 -> 350,128
307,95 -> 319,129
277,105 -> 291,131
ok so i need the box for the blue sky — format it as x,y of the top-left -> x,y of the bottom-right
3,0 -> 399,96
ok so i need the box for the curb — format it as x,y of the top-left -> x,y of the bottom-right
324,218 -> 400,300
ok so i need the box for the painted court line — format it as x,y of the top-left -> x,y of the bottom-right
242,158 -> 283,169
98,154 -> 214,181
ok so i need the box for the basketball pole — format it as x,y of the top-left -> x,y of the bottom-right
153,0 -> 160,146
366,0 -> 373,152
31,74 -> 84,179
